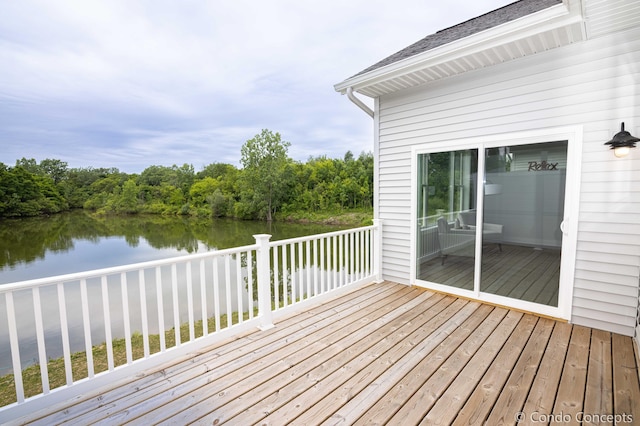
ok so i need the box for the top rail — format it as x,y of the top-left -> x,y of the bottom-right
0,242 -> 259,293
268,224 -> 376,247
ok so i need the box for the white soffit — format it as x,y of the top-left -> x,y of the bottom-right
335,3 -> 585,98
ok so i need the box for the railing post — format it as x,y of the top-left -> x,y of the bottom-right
372,219 -> 383,283
254,234 -> 274,330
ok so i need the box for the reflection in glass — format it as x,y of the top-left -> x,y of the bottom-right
480,141 -> 567,306
416,149 -> 478,289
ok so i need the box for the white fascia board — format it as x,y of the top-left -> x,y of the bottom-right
334,3 -> 582,94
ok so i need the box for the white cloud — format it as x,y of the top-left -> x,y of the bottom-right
0,0 -> 514,172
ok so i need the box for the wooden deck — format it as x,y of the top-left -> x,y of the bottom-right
420,244 -> 561,306
14,281 -> 640,425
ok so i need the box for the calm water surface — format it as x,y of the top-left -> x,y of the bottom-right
0,211 -> 348,374
0,210 -> 347,284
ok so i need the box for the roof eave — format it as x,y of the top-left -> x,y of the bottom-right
334,2 -> 582,96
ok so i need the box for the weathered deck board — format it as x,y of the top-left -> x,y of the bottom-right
520,321 -> 572,422
613,333 -> 640,418
12,281 -> 640,426
551,325 -> 591,425
485,317 -> 555,424
583,329 -> 613,422
452,314 -> 540,426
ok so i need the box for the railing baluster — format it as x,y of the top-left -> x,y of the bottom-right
6,292 -> 24,403
213,257 -> 221,332
282,244 -> 289,307
225,255 -> 232,327
139,270 -> 149,358
57,283 -> 73,385
101,275 -> 114,370
80,279 -> 94,378
200,260 -> 208,336
247,250 -> 254,319
298,241 -> 304,300
332,235 -> 338,290
186,262 -> 195,341
290,243 -> 296,304
121,273 -> 132,364
32,287 -> 49,394
236,253 -> 243,324
155,266 -> 166,352
314,238 -> 319,296
171,264 -> 180,346
320,237 -> 325,294
306,239 -> 312,297
359,230 -> 362,279
339,234 -> 344,287
365,229 -> 371,277
350,231 -> 355,284
273,246 -> 279,311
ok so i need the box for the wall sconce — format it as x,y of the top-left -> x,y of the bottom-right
605,122 -> 639,158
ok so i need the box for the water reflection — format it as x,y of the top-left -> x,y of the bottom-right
0,212 -> 349,375
0,211 -> 347,284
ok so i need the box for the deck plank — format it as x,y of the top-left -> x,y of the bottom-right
385,306 -> 503,424
217,292 -> 451,425
45,283 -> 411,425
10,280 -> 639,426
127,286 -> 428,425
484,317 -> 555,425
343,304 -> 499,425
451,314 -> 539,426
420,309 -> 523,426
32,281 -> 404,425
264,299 -> 479,425
185,290 -> 450,425
520,321 -> 572,423
583,329 -> 613,423
551,325 -> 591,425
612,333 -> 640,420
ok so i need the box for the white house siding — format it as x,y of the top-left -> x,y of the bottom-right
375,25 -> 640,335
584,0 -> 640,39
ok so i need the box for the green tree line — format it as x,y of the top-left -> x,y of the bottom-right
0,130 -> 373,220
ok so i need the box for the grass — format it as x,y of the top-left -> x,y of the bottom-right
0,309 -> 256,408
279,207 -> 373,226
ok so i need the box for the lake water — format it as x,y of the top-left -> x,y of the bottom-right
0,211 -> 347,284
0,211 -> 348,375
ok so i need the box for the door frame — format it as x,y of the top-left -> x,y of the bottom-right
410,126 -> 583,320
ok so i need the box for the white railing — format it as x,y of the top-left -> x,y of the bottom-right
0,223 -> 381,420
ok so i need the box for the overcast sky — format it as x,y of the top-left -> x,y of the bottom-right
0,0 -> 514,173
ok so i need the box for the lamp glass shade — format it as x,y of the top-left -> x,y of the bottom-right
614,146 -> 630,158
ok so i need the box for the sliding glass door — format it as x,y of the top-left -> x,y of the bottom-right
415,139 -> 570,314
480,141 -> 567,306
416,149 -> 478,290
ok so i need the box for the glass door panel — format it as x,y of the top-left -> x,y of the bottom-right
480,141 -> 568,306
416,149 -> 478,290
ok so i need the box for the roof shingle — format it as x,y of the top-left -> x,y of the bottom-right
353,0 -> 562,78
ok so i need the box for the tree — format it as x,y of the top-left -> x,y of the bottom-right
39,159 -> 68,184
0,166 -> 67,216
240,129 -> 291,221
118,179 -> 139,213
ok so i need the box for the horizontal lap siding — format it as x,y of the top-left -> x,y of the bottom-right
586,0 -> 640,38
376,26 -> 640,334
